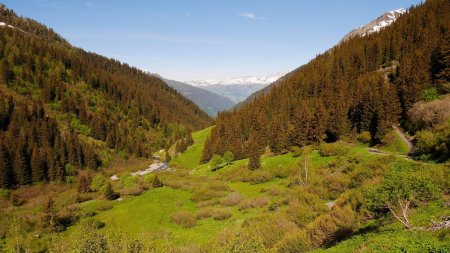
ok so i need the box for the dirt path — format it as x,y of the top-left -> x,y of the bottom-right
392,125 -> 416,154
366,125 -> 416,157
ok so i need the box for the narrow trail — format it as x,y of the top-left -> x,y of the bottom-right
366,125 -> 415,157
392,125 -> 416,154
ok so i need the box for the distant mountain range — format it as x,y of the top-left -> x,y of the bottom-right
185,72 -> 287,87
185,72 -> 288,103
162,78 -> 235,117
142,71 -> 236,117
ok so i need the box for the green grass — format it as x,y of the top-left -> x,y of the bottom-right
313,201 -> 450,253
71,185 -> 269,247
379,130 -> 411,155
170,126 -> 213,170
65,127 -> 446,251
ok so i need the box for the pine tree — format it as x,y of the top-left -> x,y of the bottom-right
247,135 -> 261,170
13,143 -> 31,185
31,147 -> 46,183
0,143 -> 12,188
41,196 -> 61,232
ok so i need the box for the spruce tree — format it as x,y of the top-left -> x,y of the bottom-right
0,143 -> 12,188
247,135 -> 261,170
31,147 -> 45,183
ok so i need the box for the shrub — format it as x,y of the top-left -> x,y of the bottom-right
152,175 -> 164,188
170,211 -> 197,228
307,205 -> 356,247
220,193 -> 243,206
103,183 -> 119,200
95,201 -> 113,211
212,208 -> 232,220
212,230 -> 266,253
91,174 -> 107,192
143,174 -> 155,185
77,172 -> 92,193
119,185 -> 144,196
365,161 -> 440,229
244,214 -> 298,248
285,200 -> 317,227
408,95 -> 450,131
120,173 -> 138,188
318,143 -> 349,157
247,170 -> 273,184
211,154 -> 225,171
0,188 -> 11,199
81,218 -> 105,230
356,131 -> 371,144
421,87 -> 439,102
223,151 -> 235,165
195,208 -> 214,219
275,230 -> 310,253
239,197 -> 269,210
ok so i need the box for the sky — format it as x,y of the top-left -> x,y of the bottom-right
2,0 -> 424,81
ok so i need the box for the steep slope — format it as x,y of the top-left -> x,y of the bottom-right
0,5 -> 211,188
340,8 -> 406,43
162,78 -> 235,117
238,8 -> 407,109
202,0 -> 450,162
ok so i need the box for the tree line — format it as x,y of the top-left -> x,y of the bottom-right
202,0 -> 450,162
0,5 -> 212,188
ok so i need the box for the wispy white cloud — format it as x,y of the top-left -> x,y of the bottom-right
238,12 -> 266,20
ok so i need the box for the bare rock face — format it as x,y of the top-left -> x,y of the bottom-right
340,9 -> 406,44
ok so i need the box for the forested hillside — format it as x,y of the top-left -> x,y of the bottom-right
202,0 -> 450,162
0,5 -> 211,188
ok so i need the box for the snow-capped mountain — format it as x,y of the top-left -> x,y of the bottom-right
186,72 -> 288,87
340,8 -> 406,43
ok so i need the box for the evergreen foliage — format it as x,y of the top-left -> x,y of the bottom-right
0,6 -> 211,188
202,0 -> 450,161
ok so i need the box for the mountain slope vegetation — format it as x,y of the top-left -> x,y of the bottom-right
163,79 -> 235,117
0,5 -> 212,188
202,0 -> 450,162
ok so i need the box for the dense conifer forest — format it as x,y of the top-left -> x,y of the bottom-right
0,1 -> 448,252
202,0 -> 449,163
0,5 -> 212,188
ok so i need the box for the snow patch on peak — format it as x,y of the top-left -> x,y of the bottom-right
186,72 -> 288,87
341,8 -> 406,42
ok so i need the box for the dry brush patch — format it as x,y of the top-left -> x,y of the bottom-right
170,210 -> 197,228
239,196 -> 270,210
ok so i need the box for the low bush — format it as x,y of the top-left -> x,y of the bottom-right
195,208 -> 214,219
90,174 -> 107,192
81,218 -> 105,230
318,143 -> 349,157
120,173 -> 138,188
275,229 -> 310,253
119,185 -> 144,196
220,193 -> 243,206
212,208 -> 232,221
356,131 -> 371,144
95,201 -> 113,212
246,170 -> 273,184
170,211 -> 197,228
239,196 -> 270,210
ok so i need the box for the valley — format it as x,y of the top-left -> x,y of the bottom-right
0,0 -> 449,252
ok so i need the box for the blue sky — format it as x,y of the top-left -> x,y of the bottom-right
3,0 -> 423,81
